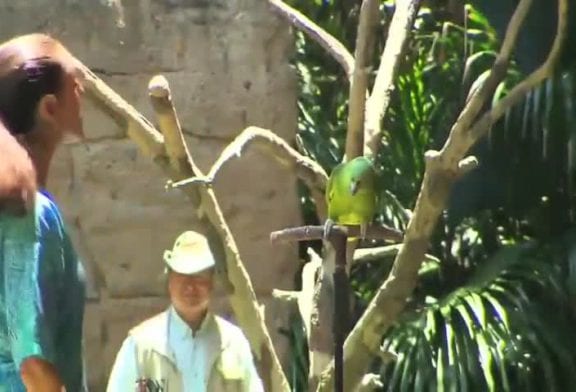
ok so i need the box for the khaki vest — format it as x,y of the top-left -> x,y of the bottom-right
128,311 -> 249,392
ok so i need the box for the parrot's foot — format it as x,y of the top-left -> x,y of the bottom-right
323,218 -> 335,241
360,223 -> 368,241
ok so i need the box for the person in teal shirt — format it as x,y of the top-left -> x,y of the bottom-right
0,34 -> 88,391
0,191 -> 86,392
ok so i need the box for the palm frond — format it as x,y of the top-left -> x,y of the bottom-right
485,67 -> 576,234
379,242 -> 576,391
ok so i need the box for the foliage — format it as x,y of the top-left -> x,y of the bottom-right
284,0 -> 576,391
279,313 -> 310,392
380,237 -> 576,391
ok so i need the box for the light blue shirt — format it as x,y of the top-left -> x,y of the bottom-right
107,306 -> 263,391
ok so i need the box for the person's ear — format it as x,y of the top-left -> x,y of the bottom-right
36,94 -> 60,129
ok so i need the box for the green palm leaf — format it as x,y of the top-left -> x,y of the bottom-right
378,241 -> 576,391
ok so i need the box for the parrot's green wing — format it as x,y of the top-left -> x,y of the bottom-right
325,161 -> 344,207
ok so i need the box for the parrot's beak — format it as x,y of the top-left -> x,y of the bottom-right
350,181 -> 359,195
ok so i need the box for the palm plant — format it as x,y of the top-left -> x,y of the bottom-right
371,4 -> 576,392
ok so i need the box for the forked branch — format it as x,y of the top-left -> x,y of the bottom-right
169,126 -> 329,221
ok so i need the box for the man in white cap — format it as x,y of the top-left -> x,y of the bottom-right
106,230 -> 264,392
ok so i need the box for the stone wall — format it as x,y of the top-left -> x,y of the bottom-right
0,0 -> 301,390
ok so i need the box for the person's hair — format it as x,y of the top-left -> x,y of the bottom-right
0,57 -> 64,135
0,34 -> 71,215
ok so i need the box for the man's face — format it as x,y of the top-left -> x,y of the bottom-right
168,269 -> 214,317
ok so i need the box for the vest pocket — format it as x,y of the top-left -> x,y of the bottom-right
217,349 -> 244,380
214,350 -> 244,391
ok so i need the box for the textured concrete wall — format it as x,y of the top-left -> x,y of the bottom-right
0,0 -> 300,390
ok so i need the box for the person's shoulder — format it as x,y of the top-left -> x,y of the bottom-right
35,191 -> 61,219
0,192 -> 59,236
35,191 -> 65,233
130,310 -> 169,336
214,315 -> 249,341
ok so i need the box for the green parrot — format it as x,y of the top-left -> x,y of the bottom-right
324,156 -> 377,240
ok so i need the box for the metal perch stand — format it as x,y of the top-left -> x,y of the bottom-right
329,227 -> 349,392
270,224 -> 403,392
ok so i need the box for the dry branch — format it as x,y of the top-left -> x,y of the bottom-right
441,0 -> 533,159
80,66 -> 164,158
344,0 -> 380,160
169,126 -> 329,221
148,75 -> 190,174
317,0 -> 568,390
272,247 -> 323,332
271,289 -> 300,303
364,0 -> 422,158
467,0 -> 568,142
267,0 -> 355,80
353,244 -> 440,266
146,79 -> 290,392
82,69 -> 291,392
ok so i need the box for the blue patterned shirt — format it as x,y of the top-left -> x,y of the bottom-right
0,191 -> 86,391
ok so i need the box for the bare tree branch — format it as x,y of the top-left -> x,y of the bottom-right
169,126 -> 329,221
145,79 -> 291,392
268,0 -> 355,80
363,0 -> 422,158
271,289 -> 300,303
440,0 -> 534,162
468,0 -> 569,142
80,66 -> 165,158
353,244 -> 440,266
271,247 -> 322,329
148,75 -> 191,173
344,0 -> 380,160
317,0 -> 568,390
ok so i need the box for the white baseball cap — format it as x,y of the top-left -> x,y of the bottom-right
163,231 -> 216,275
